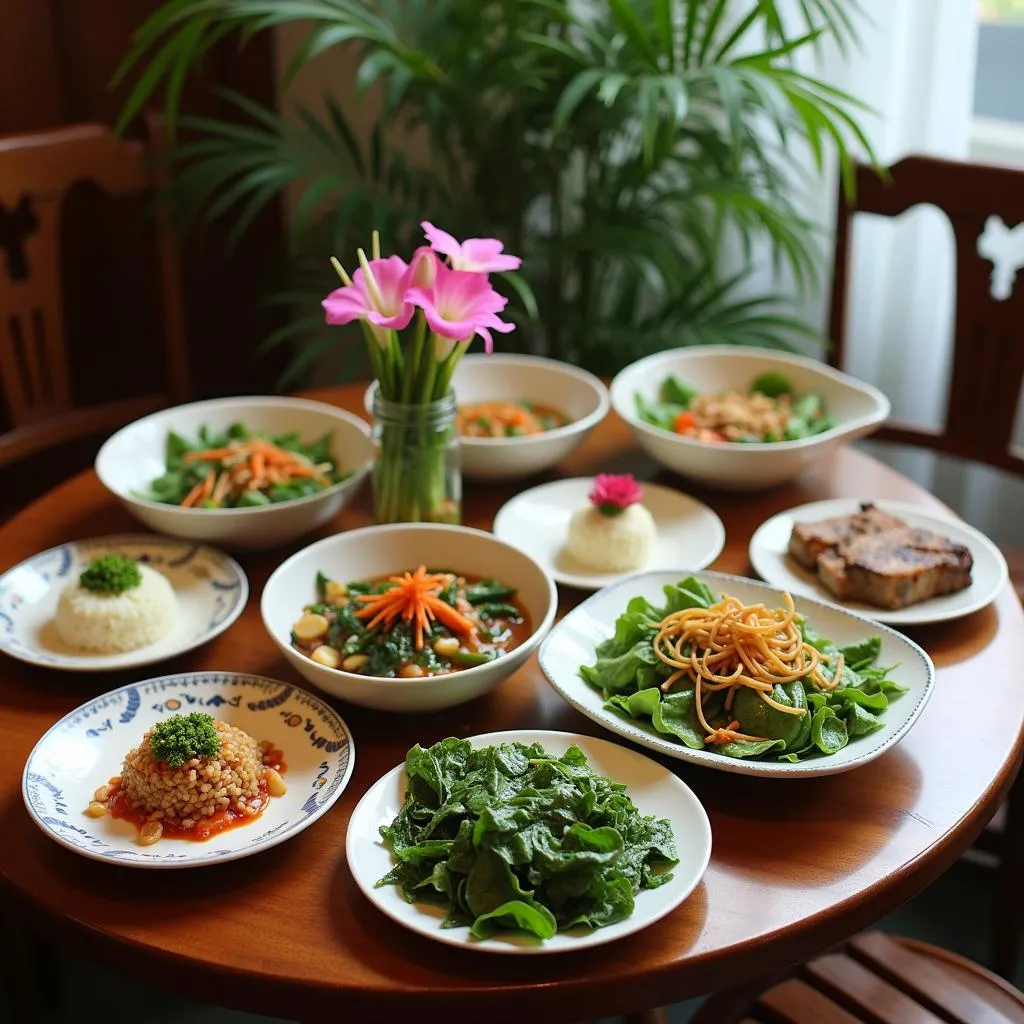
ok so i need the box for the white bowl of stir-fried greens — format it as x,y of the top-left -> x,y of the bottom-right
610,347 -> 889,490
261,524 -> 558,711
364,354 -> 610,481
96,397 -> 373,551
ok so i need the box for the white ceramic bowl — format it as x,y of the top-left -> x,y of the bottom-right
96,396 -> 374,551
261,523 -> 558,712
365,355 -> 610,481
610,346 -> 890,490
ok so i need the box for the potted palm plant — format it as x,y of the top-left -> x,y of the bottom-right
117,0 -> 873,384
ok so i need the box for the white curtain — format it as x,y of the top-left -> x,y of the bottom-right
787,1 -> 1024,546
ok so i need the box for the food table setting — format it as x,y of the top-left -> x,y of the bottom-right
0,228 -> 1022,1024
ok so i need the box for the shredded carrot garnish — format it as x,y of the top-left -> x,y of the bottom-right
354,566 -> 475,650
177,439 -> 331,506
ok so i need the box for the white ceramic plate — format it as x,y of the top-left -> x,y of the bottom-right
0,535 -> 248,671
23,671 -> 354,868
538,570 -> 935,778
493,479 -> 726,590
346,729 -> 711,954
748,499 -> 1009,626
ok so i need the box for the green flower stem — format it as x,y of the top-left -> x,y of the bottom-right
402,313 -> 427,404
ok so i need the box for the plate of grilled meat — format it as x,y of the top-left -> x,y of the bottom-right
749,500 -> 1008,625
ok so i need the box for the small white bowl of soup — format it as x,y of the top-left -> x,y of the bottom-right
364,355 -> 610,481
611,346 -> 890,490
261,524 -> 558,712
96,396 -> 374,551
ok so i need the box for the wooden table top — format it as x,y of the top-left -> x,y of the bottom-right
1,384 -> 1022,1023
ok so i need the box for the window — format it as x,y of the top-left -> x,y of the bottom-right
975,1 -> 1024,123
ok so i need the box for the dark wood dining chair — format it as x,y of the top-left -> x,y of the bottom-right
691,931 -> 1024,1024
0,117 -> 189,469
828,154 -> 1024,978
828,155 -> 1024,479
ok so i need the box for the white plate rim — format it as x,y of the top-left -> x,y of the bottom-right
21,670 -> 355,868
0,534 -> 249,672
537,569 -> 936,779
748,499 -> 1010,625
493,479 -> 726,590
345,728 -> 712,954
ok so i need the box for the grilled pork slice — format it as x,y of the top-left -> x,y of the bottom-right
787,503 -> 907,571
815,527 -> 973,609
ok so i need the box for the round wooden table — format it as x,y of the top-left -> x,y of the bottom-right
1,385 -> 1022,1023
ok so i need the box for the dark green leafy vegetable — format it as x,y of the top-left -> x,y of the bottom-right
750,370 -> 793,398
661,375 -> 697,408
581,576 -> 907,763
465,579 -> 516,604
377,738 -> 678,940
79,554 -> 142,594
149,712 -> 221,769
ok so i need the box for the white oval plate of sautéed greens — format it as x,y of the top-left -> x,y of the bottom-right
346,730 -> 711,954
538,571 -> 935,779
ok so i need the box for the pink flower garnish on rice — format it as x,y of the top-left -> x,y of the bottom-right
406,261 -> 516,352
589,474 -> 644,516
421,221 -> 522,273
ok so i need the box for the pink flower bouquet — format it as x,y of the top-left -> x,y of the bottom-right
323,224 -> 520,523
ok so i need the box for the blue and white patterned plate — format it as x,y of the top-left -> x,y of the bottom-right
22,671 -> 355,868
0,535 -> 248,671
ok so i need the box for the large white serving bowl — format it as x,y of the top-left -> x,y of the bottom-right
261,523 -> 558,712
364,354 -> 610,481
96,396 -> 374,551
610,346 -> 890,490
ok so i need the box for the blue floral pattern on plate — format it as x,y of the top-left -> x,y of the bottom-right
0,535 -> 248,672
22,671 -> 354,868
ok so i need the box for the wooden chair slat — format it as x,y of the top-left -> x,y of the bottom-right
829,155 -> 1024,479
803,952 -> 947,1024
0,117 -> 188,468
895,938 -> 1024,1023
690,934 -> 1024,1024
848,932 -> 1015,1024
758,977 -> 865,1024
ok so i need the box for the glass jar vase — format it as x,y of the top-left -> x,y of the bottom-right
371,391 -> 461,524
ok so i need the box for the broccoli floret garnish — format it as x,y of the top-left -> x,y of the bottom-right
79,554 -> 142,594
150,713 -> 221,769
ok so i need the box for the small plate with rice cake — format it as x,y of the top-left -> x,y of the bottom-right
0,534 -> 247,671
493,478 -> 725,591
22,671 -> 354,867
748,499 -> 1008,625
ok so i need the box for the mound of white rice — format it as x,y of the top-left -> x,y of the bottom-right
566,503 -> 657,573
55,563 -> 177,652
120,720 -> 262,827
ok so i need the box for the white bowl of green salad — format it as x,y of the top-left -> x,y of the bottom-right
610,346 -> 890,490
96,396 -> 373,551
261,523 -> 558,712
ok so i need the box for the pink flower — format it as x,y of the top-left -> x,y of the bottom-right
322,255 -> 413,344
589,474 -> 644,516
406,262 -> 515,352
421,221 -> 522,273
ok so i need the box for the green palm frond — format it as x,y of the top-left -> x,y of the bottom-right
114,0 -> 876,386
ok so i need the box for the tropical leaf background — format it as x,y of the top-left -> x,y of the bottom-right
116,0 -> 874,386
